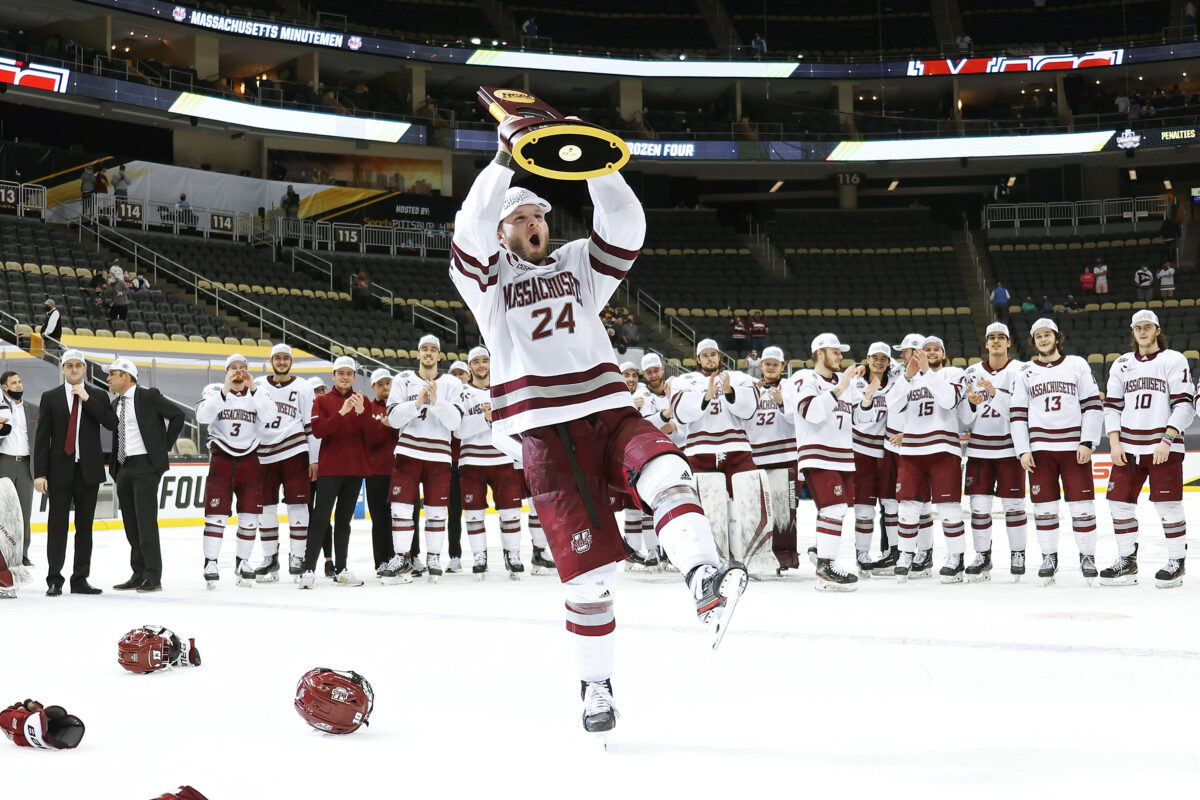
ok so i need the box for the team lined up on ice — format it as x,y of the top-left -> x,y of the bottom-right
621,310 -> 1194,590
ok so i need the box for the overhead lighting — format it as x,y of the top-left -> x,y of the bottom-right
1128,169 -> 1138,180
887,180 -> 899,191
956,98 -> 962,111
470,37 -> 481,45
1007,175 -> 1017,187
678,53 -> 687,61
769,181 -> 783,192
1164,179 -> 1173,190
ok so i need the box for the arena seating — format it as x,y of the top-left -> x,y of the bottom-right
506,0 -> 715,55
726,0 -> 937,58
959,0 -> 1170,50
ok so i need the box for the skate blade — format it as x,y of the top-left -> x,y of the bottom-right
1155,578 -> 1184,589
710,568 -> 748,650
507,572 -> 521,581
856,568 -> 872,579
1012,573 -> 1023,583
940,574 -> 964,584
1083,576 -> 1096,587
205,581 -> 218,590
236,578 -> 255,587
428,574 -> 439,584
1039,575 -> 1057,586
910,570 -> 932,579
814,580 -> 858,592
255,574 -> 279,584
965,572 -> 991,583
531,566 -> 551,575
895,572 -> 909,583
1099,576 -> 1138,587
381,574 -> 413,585
474,573 -> 486,581
871,567 -> 896,576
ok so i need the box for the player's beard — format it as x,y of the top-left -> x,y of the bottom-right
699,363 -> 719,376
273,366 -> 290,378
507,232 -> 549,265
647,377 -> 664,393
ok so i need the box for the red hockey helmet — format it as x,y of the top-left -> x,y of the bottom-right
118,627 -> 181,674
294,668 -> 374,735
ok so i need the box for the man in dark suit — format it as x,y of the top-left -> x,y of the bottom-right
105,357 -> 185,593
35,350 -> 118,596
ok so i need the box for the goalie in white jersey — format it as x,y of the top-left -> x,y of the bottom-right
1102,309 -> 1196,587
195,354 -> 277,587
747,346 -> 800,572
448,137 -> 746,735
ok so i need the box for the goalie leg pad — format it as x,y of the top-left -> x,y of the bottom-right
695,472 -> 730,558
730,469 -> 772,564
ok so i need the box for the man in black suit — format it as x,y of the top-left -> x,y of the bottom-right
106,357 -> 185,593
35,350 -> 118,596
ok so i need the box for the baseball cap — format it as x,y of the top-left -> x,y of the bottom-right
1131,309 -> 1160,328
501,187 -> 552,221
811,333 -> 850,354
417,334 -> 440,351
1030,317 -> 1059,335
641,353 -> 663,371
893,333 -> 924,352
270,343 -> 293,357
224,353 -> 248,370
44,298 -> 55,306
370,368 -> 391,385
619,361 -> 638,373
61,349 -> 86,366
985,322 -> 1010,338
761,345 -> 785,362
696,338 -> 720,356
307,376 -> 326,389
922,335 -> 945,349
332,356 -> 357,372
449,361 -> 469,374
867,342 -> 891,357
467,346 -> 490,364
105,357 -> 138,378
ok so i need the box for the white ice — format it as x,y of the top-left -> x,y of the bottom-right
6,497 -> 1200,798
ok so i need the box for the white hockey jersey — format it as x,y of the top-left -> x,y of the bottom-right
254,374 -> 318,464
455,381 -> 511,466
635,383 -> 686,448
962,359 -> 1023,460
786,369 -> 862,472
1104,349 -> 1195,456
386,371 -> 464,464
851,369 -> 900,459
885,366 -> 968,457
448,161 -> 642,437
195,384 -> 277,457
669,370 -> 759,456
747,379 -> 796,468
1010,356 -> 1103,454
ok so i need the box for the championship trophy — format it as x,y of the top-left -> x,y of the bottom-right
478,86 -> 630,180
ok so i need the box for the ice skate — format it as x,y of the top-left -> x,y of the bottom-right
624,548 -> 648,572
895,550 -> 914,582
288,553 -> 303,576
332,568 -> 364,587
939,553 -> 965,584
446,557 -> 462,574
298,569 -> 315,590
531,546 -> 556,575
235,557 -> 256,588
503,549 -> 524,580
580,679 -> 618,739
1099,544 -> 1138,587
965,550 -> 992,583
1010,549 -> 1025,582
806,545 -> 818,567
0,586 -> 14,599
426,554 -> 443,584
642,551 -> 661,573
815,558 -> 858,592
870,547 -> 899,576
909,549 -> 932,579
855,551 -> 874,579
1038,553 -> 1058,586
1155,557 -> 1184,589
203,559 -> 219,590
254,553 -> 280,583
1079,554 -> 1098,586
472,551 -> 488,580
659,548 -> 679,573
688,559 -> 748,649
379,554 -> 413,585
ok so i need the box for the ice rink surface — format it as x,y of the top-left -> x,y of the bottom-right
7,498 -> 1200,798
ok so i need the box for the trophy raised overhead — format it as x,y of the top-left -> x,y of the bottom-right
478,86 -> 630,180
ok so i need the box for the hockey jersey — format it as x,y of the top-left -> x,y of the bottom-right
448,161 -> 642,437
1010,356 -> 1103,454
254,374 -> 318,464
634,382 -> 686,448
455,381 -> 511,466
669,370 -> 759,456
747,379 -> 795,468
195,384 -> 277,457
786,369 -> 862,472
851,369 -> 900,459
1104,349 -> 1195,456
386,371 -> 464,464
885,366 -> 968,457
962,359 -> 1023,460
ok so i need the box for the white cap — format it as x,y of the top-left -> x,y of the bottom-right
332,355 -> 357,372
467,346 -> 490,364
270,343 -> 293,357
641,353 -> 663,371
619,361 -> 638,373
501,186 -> 552,220
985,322 -> 1010,338
867,341 -> 890,357
1131,309 -> 1160,328
893,333 -> 924,352
61,349 -> 86,366
811,333 -> 850,354
1030,317 -> 1059,335
224,353 -> 248,370
44,298 -> 55,306
696,338 -> 720,356
921,335 -> 945,349
307,376 -> 326,389
370,368 -> 391,385
105,357 -> 138,378
417,334 -> 440,351
449,361 -> 470,374
761,345 -> 785,363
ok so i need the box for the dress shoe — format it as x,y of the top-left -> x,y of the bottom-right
113,577 -> 143,591
136,582 -> 162,593
22,558 -> 33,567
70,581 -> 103,595
46,584 -> 63,597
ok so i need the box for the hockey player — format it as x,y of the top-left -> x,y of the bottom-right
962,322 -> 1028,581
1102,309 -> 1196,587
445,361 -> 471,573
851,342 -> 900,574
747,346 -> 800,572
785,333 -> 863,589
253,343 -> 318,581
1010,318 -> 1103,585
631,353 -> 681,570
195,354 -> 276,588
618,361 -> 653,568
364,368 -> 410,583
304,376 -> 334,576
386,335 -> 464,582
449,135 -> 746,735
887,335 -> 969,582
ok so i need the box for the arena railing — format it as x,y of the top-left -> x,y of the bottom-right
86,194 -> 254,241
413,305 -> 459,347
268,216 -> 451,257
0,181 -> 47,218
984,195 -> 1170,232
291,247 -> 336,292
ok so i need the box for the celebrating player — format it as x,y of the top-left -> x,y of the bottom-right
851,342 -> 900,574
618,361 -> 655,568
364,368 -> 410,583
746,346 -> 800,572
1102,310 -> 1196,587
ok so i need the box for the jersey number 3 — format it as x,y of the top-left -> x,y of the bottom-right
531,304 -> 576,340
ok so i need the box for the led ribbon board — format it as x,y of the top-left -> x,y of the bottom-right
827,131 -> 1115,161
168,93 -> 410,142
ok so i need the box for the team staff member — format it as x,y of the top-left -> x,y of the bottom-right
0,371 -> 34,566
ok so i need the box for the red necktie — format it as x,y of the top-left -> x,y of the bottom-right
65,394 -> 79,456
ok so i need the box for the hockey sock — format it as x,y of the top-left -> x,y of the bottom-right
853,504 -> 875,555
639,455 -> 719,575
287,504 -> 308,559
897,501 -> 921,553
425,507 -> 448,556
623,508 -> 644,552
1001,498 -> 1028,552
816,504 -> 847,560
1067,501 -> 1097,556
465,510 -> 487,555
203,515 -> 225,560
529,506 -> 549,549
641,514 -> 660,557
260,504 -> 280,558
1033,502 -> 1059,555
499,509 -> 522,553
1155,501 -> 1187,559
1109,501 -> 1139,557
917,507 -> 935,551
235,513 -> 259,562
880,498 -> 899,549
391,502 -> 415,555
969,495 -> 993,553
938,502 -> 965,555
564,563 -> 617,683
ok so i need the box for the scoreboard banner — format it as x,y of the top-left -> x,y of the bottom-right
907,49 -> 1124,76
